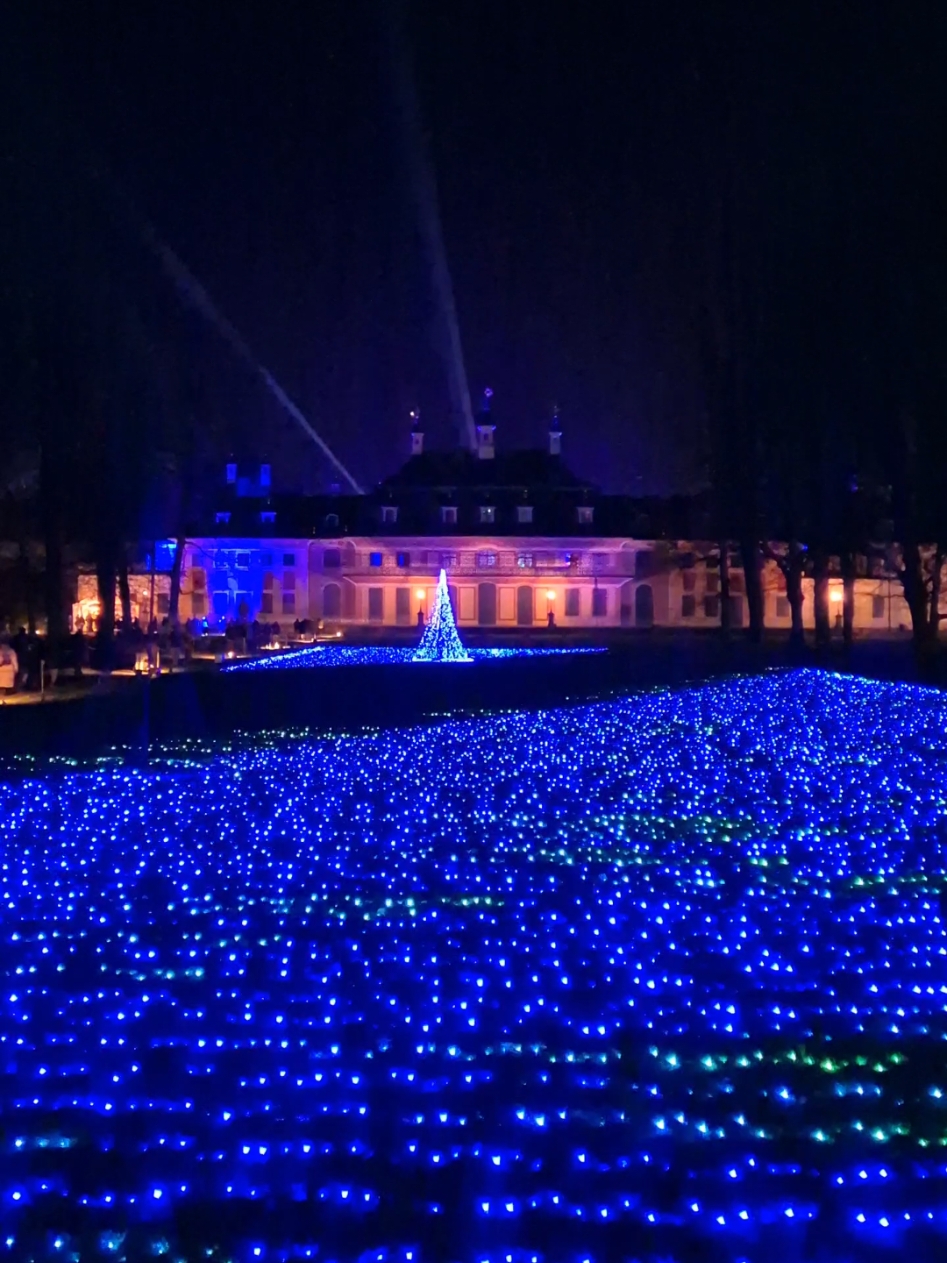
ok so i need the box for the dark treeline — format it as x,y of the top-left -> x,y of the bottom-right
1,4 -> 946,657
690,4 -> 947,650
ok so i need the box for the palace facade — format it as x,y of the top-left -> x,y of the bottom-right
76,402 -> 917,634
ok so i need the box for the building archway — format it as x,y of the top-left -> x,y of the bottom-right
478,583 -> 497,626
635,583 -> 654,628
322,583 -> 341,619
620,580 -> 634,625
516,585 -> 533,626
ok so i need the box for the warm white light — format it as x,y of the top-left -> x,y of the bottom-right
546,590 -> 556,601
830,589 -> 843,603
415,589 -> 425,601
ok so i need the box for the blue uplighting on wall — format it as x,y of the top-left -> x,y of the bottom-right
3,669 -> 947,1260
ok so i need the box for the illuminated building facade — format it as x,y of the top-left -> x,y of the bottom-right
169,404 -> 919,634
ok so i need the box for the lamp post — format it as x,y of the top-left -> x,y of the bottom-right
416,588 -> 426,628
546,589 -> 556,628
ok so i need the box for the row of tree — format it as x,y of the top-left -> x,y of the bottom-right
690,6 -> 947,653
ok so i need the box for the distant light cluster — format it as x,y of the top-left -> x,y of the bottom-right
3,670 -> 947,1261
224,644 -> 602,671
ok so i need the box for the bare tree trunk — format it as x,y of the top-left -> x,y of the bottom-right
786,543 -> 806,647
899,542 -> 931,645
842,551 -> 856,649
118,552 -> 132,630
718,543 -> 731,636
813,548 -> 831,648
928,546 -> 944,641
740,539 -> 764,643
96,550 -> 117,647
168,536 -> 186,622
17,538 -> 36,635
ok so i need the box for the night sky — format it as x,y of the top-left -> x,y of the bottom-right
3,1 -> 946,494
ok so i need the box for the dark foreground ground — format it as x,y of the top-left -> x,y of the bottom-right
0,632 -> 944,765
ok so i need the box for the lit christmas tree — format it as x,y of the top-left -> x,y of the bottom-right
413,569 -> 471,662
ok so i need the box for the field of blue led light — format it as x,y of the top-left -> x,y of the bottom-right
4,668 -> 947,1263
223,645 -> 602,671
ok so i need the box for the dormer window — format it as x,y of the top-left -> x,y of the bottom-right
577,505 -> 594,525
441,505 -> 458,525
215,511 -> 231,525
325,512 -> 340,530
260,510 -> 276,524
479,505 -> 496,524
381,505 -> 398,524
517,505 -> 534,524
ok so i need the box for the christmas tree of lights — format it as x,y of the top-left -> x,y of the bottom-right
413,568 -> 471,662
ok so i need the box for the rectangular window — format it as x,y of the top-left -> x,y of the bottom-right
192,593 -> 207,617
368,587 -> 384,621
262,571 -> 274,591
283,571 -> 296,591
156,593 -> 170,615
283,553 -> 296,567
517,505 -> 533,524
705,570 -> 720,595
682,568 -> 696,593
215,511 -> 231,525
191,568 -> 206,592
776,596 -> 791,618
281,592 -> 296,614
872,594 -> 885,620
635,550 -> 656,579
261,593 -> 274,615
396,552 -> 411,569
591,552 -> 609,573
681,594 -> 696,618
369,552 -> 382,568
381,505 -> 398,524
517,554 -> 534,569
441,505 -> 458,525
565,589 -> 580,617
577,505 -> 594,524
395,587 -> 411,624
479,505 -> 496,524
323,548 -> 341,569
440,552 -> 458,568
729,571 -> 745,595
260,511 -> 276,524
261,552 -> 273,568
477,552 -> 497,568
704,594 -> 720,618
235,552 -> 250,569
592,588 -> 608,617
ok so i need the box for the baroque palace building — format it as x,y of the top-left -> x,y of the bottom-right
117,398 -> 914,635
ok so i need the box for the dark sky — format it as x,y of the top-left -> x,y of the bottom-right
5,1 -> 947,494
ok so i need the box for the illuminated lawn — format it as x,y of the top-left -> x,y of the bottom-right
3,669 -> 947,1261
223,644 -> 603,670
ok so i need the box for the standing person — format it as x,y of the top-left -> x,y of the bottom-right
0,642 -> 17,694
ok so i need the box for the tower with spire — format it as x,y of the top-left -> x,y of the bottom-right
476,388 -> 496,460
549,406 -> 562,456
410,409 -> 424,456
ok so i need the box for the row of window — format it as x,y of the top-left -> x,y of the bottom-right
379,504 -> 595,526
360,585 -> 610,620
362,550 -> 615,571
197,551 -> 297,571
